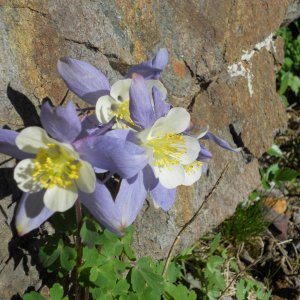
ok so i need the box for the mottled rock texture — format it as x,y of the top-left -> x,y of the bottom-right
0,0 -> 293,297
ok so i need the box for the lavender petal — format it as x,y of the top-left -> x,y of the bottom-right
57,57 -> 110,105
129,74 -> 155,129
0,129 -> 31,160
202,132 -> 241,152
40,101 -> 81,143
149,182 -> 176,211
14,190 -> 54,236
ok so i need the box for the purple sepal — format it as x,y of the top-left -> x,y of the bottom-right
0,129 -> 32,160
74,132 -> 148,179
76,114 -> 112,140
197,144 -> 213,162
80,181 -> 122,235
80,177 -> 146,236
142,165 -> 159,190
115,173 -> 147,227
126,48 -> 168,79
152,86 -> 170,120
40,101 -> 81,143
14,190 -> 54,236
57,57 -> 110,105
149,182 -> 176,211
202,132 -> 240,152
129,74 -> 155,129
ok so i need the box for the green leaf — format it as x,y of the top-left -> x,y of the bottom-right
209,233 -> 221,255
131,268 -> 145,293
112,279 -> 130,297
164,261 -> 182,283
81,247 -> 105,269
229,260 -> 239,273
278,72 -> 289,95
23,292 -> 46,300
60,246 -> 76,271
50,283 -> 64,300
90,288 -> 113,300
289,74 -> 300,94
274,168 -> 299,182
206,255 -> 224,270
164,283 -> 197,300
267,144 -> 284,158
80,219 -> 102,247
131,258 -> 164,294
236,279 -> 246,300
120,292 -> 138,300
98,230 -> 124,257
138,287 -> 161,300
39,237 -> 63,269
90,261 -> 118,288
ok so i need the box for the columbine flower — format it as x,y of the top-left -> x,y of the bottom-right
0,100 -> 148,235
135,106 -> 200,189
14,126 -> 95,212
95,78 -> 167,129
92,74 -> 201,212
57,48 -> 168,105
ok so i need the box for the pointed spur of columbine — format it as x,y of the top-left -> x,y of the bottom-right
189,126 -> 242,164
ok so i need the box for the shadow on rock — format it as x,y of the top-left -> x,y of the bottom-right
0,167 -> 21,202
7,85 -> 40,127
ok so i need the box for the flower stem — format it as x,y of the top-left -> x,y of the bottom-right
74,199 -> 83,300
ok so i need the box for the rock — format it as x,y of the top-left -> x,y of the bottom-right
282,0 -> 300,26
0,0 -> 289,297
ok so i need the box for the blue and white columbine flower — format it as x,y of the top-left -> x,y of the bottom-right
95,78 -> 167,129
0,100 -> 148,235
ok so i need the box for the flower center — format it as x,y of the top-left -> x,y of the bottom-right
112,100 -> 135,128
146,133 -> 187,167
32,144 -> 82,189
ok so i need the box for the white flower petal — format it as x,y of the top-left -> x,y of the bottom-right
110,79 -> 132,101
193,126 -> 209,139
95,95 -> 116,124
180,136 -> 200,164
43,185 -> 78,212
76,161 -> 96,193
182,162 -> 202,186
14,159 -> 43,193
149,107 -> 190,138
154,164 -> 185,189
16,127 -> 56,154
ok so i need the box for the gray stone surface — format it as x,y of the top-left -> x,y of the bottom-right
0,0 -> 290,297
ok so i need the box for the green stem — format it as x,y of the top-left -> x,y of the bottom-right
74,199 -> 83,300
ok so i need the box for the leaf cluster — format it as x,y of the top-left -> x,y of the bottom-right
22,213 -> 196,300
277,21 -> 300,105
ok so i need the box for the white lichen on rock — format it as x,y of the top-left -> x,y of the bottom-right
228,33 -> 276,97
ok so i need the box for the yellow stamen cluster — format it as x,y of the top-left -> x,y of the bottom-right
32,143 -> 82,189
146,133 -> 187,168
112,100 -> 135,127
183,161 -> 202,173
